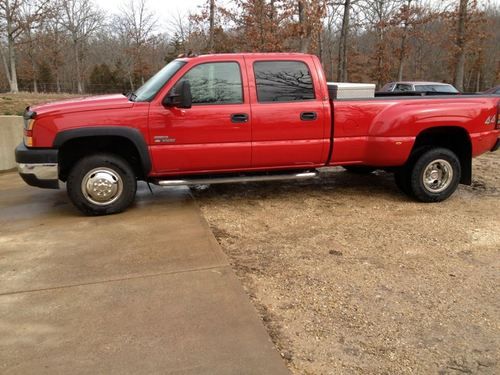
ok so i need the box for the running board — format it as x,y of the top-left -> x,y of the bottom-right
154,171 -> 319,187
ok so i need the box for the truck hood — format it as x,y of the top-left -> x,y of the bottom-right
31,94 -> 134,117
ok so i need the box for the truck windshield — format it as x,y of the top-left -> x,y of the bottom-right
133,60 -> 186,102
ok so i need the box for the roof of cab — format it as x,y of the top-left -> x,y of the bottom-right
177,52 -> 316,61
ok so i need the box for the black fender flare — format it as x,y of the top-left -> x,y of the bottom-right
53,126 -> 152,174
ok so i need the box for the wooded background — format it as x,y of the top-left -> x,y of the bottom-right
0,0 -> 498,94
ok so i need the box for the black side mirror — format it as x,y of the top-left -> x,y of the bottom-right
163,80 -> 192,109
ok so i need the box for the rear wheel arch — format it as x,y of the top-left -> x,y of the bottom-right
410,126 -> 472,185
54,127 -> 151,181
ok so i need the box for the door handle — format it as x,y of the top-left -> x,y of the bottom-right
300,112 -> 317,121
231,113 -> 249,123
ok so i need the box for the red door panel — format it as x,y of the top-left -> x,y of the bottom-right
250,101 -> 327,167
245,56 -> 328,168
148,104 -> 251,174
148,59 -> 252,175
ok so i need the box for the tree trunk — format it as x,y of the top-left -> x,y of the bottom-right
73,40 -> 83,94
0,48 -> 12,88
337,0 -> 351,82
8,38 -> 19,93
31,53 -> 38,93
317,30 -> 322,61
376,28 -> 385,89
4,1 -> 18,93
208,0 -> 215,51
397,0 -> 412,81
128,71 -> 135,92
397,32 -> 407,81
454,0 -> 468,91
298,0 -> 310,53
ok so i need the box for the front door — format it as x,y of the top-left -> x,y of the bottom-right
148,59 -> 251,174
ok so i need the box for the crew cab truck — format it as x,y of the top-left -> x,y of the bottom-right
15,53 -> 500,215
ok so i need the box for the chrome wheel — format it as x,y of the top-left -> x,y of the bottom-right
422,159 -> 453,193
81,167 -> 123,206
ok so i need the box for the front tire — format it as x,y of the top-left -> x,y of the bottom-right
67,153 -> 137,215
408,148 -> 461,202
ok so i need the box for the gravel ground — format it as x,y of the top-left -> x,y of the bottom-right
193,152 -> 500,374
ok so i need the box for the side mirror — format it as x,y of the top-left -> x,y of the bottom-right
163,80 -> 192,109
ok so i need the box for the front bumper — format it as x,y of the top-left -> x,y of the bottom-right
15,143 -> 59,189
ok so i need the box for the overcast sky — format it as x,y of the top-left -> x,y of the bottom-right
99,0 -> 500,30
99,0 -> 209,29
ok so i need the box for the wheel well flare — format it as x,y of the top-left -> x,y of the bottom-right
412,126 -> 472,185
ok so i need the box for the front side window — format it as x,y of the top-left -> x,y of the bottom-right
179,62 -> 243,105
394,84 -> 412,92
254,61 -> 315,102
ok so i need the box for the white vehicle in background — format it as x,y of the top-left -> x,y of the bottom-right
380,81 -> 459,93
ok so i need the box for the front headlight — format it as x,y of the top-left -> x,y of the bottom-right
23,119 -> 35,147
23,108 -> 36,147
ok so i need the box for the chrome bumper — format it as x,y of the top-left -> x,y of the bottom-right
17,163 -> 58,180
15,143 -> 59,189
17,163 -> 59,189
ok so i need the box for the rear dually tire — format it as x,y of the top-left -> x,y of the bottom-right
397,147 -> 461,202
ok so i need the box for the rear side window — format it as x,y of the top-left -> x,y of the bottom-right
254,61 -> 315,102
415,84 -> 458,93
180,62 -> 243,105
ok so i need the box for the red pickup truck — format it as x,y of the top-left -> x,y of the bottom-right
15,53 -> 500,215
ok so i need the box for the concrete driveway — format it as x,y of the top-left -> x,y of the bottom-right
0,173 -> 289,374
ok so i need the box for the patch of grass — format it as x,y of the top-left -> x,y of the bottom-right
0,92 -> 80,116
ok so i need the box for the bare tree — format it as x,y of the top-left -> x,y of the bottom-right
21,0 -> 57,92
453,0 -> 468,91
297,0 -> 327,53
168,10 -> 191,48
395,0 -> 412,80
208,0 -> 215,51
360,0 -> 401,87
337,0 -> 351,82
43,15 -> 65,92
0,0 -> 51,92
116,0 -> 157,88
61,0 -> 103,94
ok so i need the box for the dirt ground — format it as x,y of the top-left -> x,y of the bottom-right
193,152 -> 500,374
0,92 -> 78,115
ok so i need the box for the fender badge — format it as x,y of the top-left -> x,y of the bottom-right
485,115 -> 495,125
154,136 -> 176,143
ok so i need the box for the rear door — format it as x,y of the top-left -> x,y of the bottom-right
245,56 -> 327,168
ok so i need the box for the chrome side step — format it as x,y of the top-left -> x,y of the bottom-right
154,171 -> 319,187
